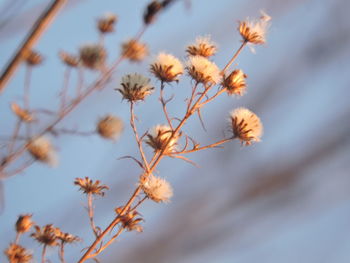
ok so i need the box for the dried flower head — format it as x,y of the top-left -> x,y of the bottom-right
23,49 -> 43,66
144,1 -> 163,24
16,214 -> 34,234
97,115 -> 124,140
146,125 -> 178,153
186,55 -> 221,85
55,229 -> 80,244
150,53 -> 183,82
238,10 -> 271,45
117,73 -> 154,102
140,174 -> 173,203
115,207 -> 143,232
4,243 -> 32,263
31,224 -> 58,246
59,51 -> 79,67
74,177 -> 109,196
222,69 -> 247,96
186,36 -> 217,58
229,108 -> 263,145
79,44 -> 106,70
97,13 -> 117,33
121,39 -> 149,62
11,103 -> 35,123
26,136 -> 57,166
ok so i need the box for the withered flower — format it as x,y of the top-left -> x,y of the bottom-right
145,125 -> 178,153
117,73 -> 154,102
55,228 -> 80,244
115,207 -> 143,232
222,69 -> 247,96
121,39 -> 148,62
186,36 -> 217,58
4,243 -> 32,263
97,115 -> 124,140
23,50 -> 43,66
31,224 -> 58,247
16,214 -> 34,234
11,103 -> 34,123
140,174 -> 173,203
238,11 -> 271,45
74,177 -> 109,196
97,13 -> 117,34
186,56 -> 221,85
79,44 -> 106,70
150,53 -> 183,82
59,51 -> 79,68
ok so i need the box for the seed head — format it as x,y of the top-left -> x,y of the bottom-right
79,44 -> 106,70
55,228 -> 80,244
150,53 -> 183,82
140,174 -> 173,203
117,73 -> 154,102
229,108 -> 263,145
74,177 -> 109,196
26,136 -> 57,166
115,207 -> 143,232
16,214 -> 34,234
238,10 -> 271,45
121,39 -> 149,62
23,50 -> 43,66
97,13 -> 117,34
186,36 -> 217,58
143,1 -> 162,25
146,125 -> 178,153
97,115 -> 124,140
4,243 -> 32,263
59,51 -> 79,67
11,103 -> 35,123
31,224 -> 58,247
222,69 -> 247,96
186,56 -> 221,85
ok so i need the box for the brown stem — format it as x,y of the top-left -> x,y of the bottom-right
87,193 -> 99,238
23,66 -> 32,110
59,241 -> 66,263
222,41 -> 247,74
60,67 -> 71,111
8,120 -> 21,155
41,245 -> 47,263
159,81 -> 173,129
173,137 -> 233,154
14,233 -> 21,244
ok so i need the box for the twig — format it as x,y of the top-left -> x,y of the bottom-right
159,81 -> 173,129
41,244 -> 47,263
87,193 -> 99,238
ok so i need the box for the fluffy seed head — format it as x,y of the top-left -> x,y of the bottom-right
117,73 -> 154,102
74,177 -> 109,196
186,56 -> 221,85
11,103 -> 35,123
229,108 -> 263,145
97,13 -> 117,33
16,214 -> 34,234
23,50 -> 43,66
4,243 -> 32,263
79,44 -> 106,70
140,174 -> 173,203
150,53 -> 183,82
27,136 -> 57,166
59,51 -> 79,67
146,125 -> 178,153
31,224 -> 58,247
222,69 -> 247,96
97,115 -> 124,140
186,36 -> 217,58
121,39 -> 149,62
238,10 -> 271,45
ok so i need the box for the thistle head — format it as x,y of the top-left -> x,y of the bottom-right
186,35 -> 217,58
186,56 -> 221,85
150,53 -> 183,82
117,73 -> 154,102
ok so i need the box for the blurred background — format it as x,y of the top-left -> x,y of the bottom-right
1,0 -> 350,262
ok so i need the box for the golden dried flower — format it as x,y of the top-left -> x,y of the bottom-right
79,44 -> 106,70
117,73 -> 154,102
238,11 -> 271,45
222,69 -> 247,96
121,39 -> 149,62
23,49 -> 43,66
16,214 -> 34,234
26,136 -> 57,166
150,53 -> 183,82
186,36 -> 217,58
115,207 -> 143,232
59,51 -> 79,67
186,55 -> 221,85
74,177 -> 109,196
31,224 -> 58,246
140,174 -> 173,203
97,115 -> 124,140
229,108 -> 263,145
11,103 -> 34,123
55,229 -> 80,244
4,243 -> 32,263
146,125 -> 178,153
97,13 -> 117,33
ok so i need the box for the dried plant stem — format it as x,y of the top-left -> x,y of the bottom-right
14,233 -> 21,244
159,81 -> 173,129
222,40 -> 247,74
87,193 -> 99,237
60,67 -> 71,110
174,137 -> 234,155
24,66 -> 32,110
7,120 -> 21,155
41,245 -> 47,263
0,0 -> 67,93
59,241 -> 66,263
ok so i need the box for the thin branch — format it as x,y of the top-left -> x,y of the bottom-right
87,193 -> 99,238
159,81 -> 173,129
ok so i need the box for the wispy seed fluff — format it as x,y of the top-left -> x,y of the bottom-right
222,69 -> 247,96
97,115 -> 124,140
121,39 -> 149,62
229,108 -> 263,145
79,44 -> 106,70
150,53 -> 183,82
186,36 -> 217,58
117,73 -> 154,102
27,136 -> 58,166
238,10 -> 271,45
146,125 -> 178,153
140,174 -> 173,203
186,56 -> 221,85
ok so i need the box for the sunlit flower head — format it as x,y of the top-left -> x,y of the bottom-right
115,207 -> 143,232
59,51 -> 79,67
121,39 -> 149,62
140,174 -> 173,203
186,35 -> 217,58
186,56 -> 221,85
24,49 -> 43,66
97,13 -> 117,34
31,224 -> 59,247
79,44 -> 106,70
229,108 -> 263,145
150,53 -> 183,82
238,10 -> 271,45
27,136 -> 58,166
4,243 -> 32,263
74,177 -> 109,196
16,214 -> 34,234
222,69 -> 247,96
97,115 -> 124,140
145,125 -> 178,153
11,103 -> 35,123
117,73 -> 154,102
